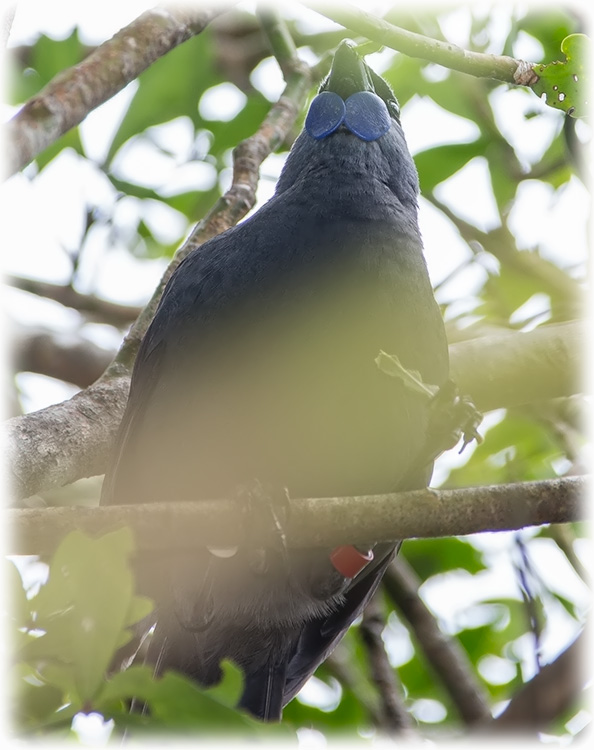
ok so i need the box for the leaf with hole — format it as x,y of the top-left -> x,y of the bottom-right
531,34 -> 590,118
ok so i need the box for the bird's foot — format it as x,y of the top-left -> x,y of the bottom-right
236,480 -> 291,576
177,557 -> 216,632
426,379 -> 483,459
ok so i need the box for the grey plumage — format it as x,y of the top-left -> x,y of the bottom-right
101,41 -> 448,721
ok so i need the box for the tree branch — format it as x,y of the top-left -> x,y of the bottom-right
450,321 -> 585,412
359,594 -> 417,736
490,630 -> 585,731
383,557 -> 491,725
12,323 -> 114,388
7,476 -> 585,556
5,26 -> 314,502
4,3 -> 232,176
5,320 -> 584,501
324,651 -> 385,727
104,31 -> 312,376
426,194 -> 582,311
302,2 -> 536,84
7,275 -> 141,327
4,377 -> 130,504
257,3 -> 301,80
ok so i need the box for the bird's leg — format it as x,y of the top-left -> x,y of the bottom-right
176,556 -> 216,632
236,480 -> 291,575
399,379 -> 483,487
424,379 -> 483,461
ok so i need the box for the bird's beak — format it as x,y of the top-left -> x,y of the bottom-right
325,40 -> 375,99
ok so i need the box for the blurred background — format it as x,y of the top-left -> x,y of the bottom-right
3,0 -> 590,742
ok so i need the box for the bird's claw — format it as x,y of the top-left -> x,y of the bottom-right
237,480 -> 291,575
427,379 -> 483,459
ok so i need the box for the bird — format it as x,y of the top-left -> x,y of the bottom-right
101,40 -> 449,721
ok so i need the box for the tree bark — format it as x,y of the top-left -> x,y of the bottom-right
4,3 -> 232,175
7,476 -> 585,555
383,557 -> 491,725
491,631 -> 585,732
5,322 -> 584,502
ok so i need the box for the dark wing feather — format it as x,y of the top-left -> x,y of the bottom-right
282,542 -> 399,706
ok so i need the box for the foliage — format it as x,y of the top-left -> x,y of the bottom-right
531,34 -> 590,118
9,530 -> 268,739
5,1 -> 588,743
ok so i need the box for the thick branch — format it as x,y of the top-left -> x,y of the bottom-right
12,324 -> 113,388
490,631 -> 585,731
7,476 -> 585,556
5,3 -> 230,176
303,2 -> 534,84
5,321 -> 584,501
383,557 -> 491,725
4,377 -> 130,504
7,275 -> 141,326
450,321 -> 585,412
9,316 -> 584,411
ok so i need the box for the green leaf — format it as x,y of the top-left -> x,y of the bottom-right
96,664 -> 255,730
515,9 -> 579,64
404,538 -> 487,579
480,263 -> 549,322
7,560 -> 31,630
375,350 -> 438,399
107,32 -> 223,164
31,30 -> 86,89
420,73 -> 487,124
415,139 -> 489,194
8,30 -> 86,104
487,147 -> 518,211
11,663 -> 65,727
551,592 -> 579,619
23,528 -> 141,706
124,595 -> 154,628
205,661 -> 244,708
108,174 -> 221,225
443,411 -> 561,487
531,34 -> 590,118
35,129 -> 85,171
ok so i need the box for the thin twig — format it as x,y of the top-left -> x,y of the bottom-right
383,556 -> 492,725
324,650 -> 384,727
548,525 -> 588,583
426,193 -> 583,309
359,593 -> 416,735
514,535 -> 543,672
104,32 -> 312,375
302,1 -> 536,84
257,3 -> 301,78
6,275 -> 141,327
489,630 -> 585,731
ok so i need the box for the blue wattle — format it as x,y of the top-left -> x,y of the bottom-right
344,91 -> 391,142
305,92 -> 346,140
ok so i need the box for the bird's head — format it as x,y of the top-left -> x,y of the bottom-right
276,40 -> 418,209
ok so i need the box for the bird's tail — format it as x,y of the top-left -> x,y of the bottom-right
238,660 -> 288,721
